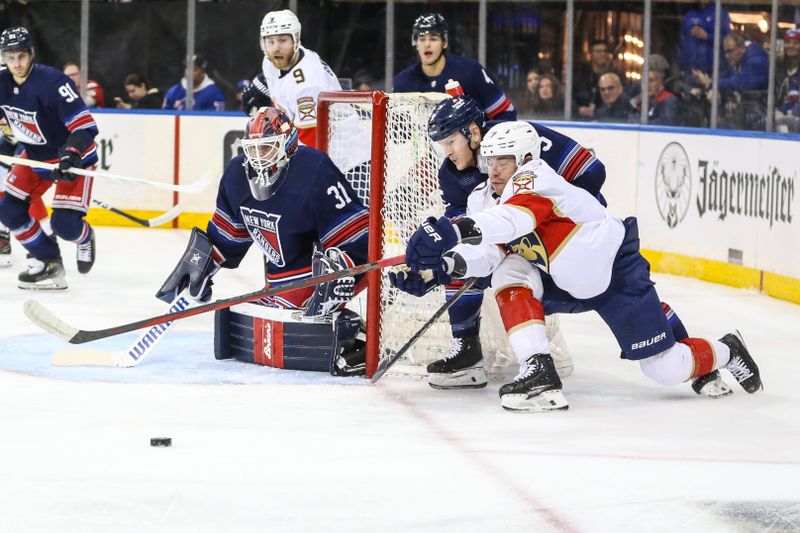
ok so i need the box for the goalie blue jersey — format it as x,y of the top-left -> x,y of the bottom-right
0,64 -> 98,170
207,147 -> 369,290
393,54 -> 516,121
439,121 -> 606,218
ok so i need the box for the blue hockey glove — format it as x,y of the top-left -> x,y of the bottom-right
241,73 -> 272,114
405,216 -> 459,273
388,270 -> 440,297
156,227 -> 222,303
51,145 -> 82,182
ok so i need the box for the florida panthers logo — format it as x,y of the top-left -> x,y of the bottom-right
240,207 -> 285,267
0,106 -> 46,145
509,232 -> 549,271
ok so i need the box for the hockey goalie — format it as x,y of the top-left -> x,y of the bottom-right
156,107 -> 369,376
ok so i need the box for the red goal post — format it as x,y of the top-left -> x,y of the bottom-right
316,90 -> 514,378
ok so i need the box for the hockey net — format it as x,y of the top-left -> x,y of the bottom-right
317,91 -> 514,378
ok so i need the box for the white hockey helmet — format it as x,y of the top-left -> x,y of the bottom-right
260,9 -> 302,53
478,121 -> 541,172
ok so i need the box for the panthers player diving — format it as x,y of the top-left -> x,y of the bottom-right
399,121 -> 757,411
157,107 -> 369,375
391,95 -> 733,399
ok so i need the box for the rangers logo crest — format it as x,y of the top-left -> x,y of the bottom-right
0,106 -> 46,145
512,173 -> 536,194
240,207 -> 285,267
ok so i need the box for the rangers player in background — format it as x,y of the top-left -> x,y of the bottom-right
257,9 -> 340,147
0,26 -> 99,290
393,13 -> 516,121
157,107 -> 369,375
392,94 -> 606,390
400,121 -> 758,411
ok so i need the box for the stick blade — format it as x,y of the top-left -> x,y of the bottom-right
146,204 -> 183,227
52,349 -> 118,366
23,300 -> 79,342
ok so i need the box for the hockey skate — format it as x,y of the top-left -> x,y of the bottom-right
546,314 -> 574,379
720,331 -> 763,393
0,226 -> 11,268
691,369 -> 733,398
77,228 -> 95,274
426,334 -> 488,389
499,353 -> 568,412
18,257 -> 67,290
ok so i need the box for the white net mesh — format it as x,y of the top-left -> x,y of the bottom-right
323,92 -> 514,376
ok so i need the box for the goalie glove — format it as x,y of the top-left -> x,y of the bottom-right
156,227 -> 223,303
304,247 -> 356,318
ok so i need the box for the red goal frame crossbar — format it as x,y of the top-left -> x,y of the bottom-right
317,91 -> 389,378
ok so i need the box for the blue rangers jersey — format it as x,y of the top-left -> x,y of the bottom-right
0,64 -> 98,171
393,54 -> 516,121
207,147 -> 369,302
439,121 -> 606,217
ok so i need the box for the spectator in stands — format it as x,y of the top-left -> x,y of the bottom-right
776,29 -> 800,132
235,79 -> 250,112
645,70 -> 684,126
531,74 -> 564,119
115,73 -> 162,110
594,72 -> 633,123
776,28 -> 800,109
63,62 -> 105,108
693,32 -> 768,130
163,54 -> 225,111
574,40 -> 626,120
518,67 -> 542,115
678,0 -> 731,75
352,70 -> 374,91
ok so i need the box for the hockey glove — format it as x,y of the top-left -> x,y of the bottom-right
242,73 -> 272,114
156,227 -> 222,303
52,132 -> 92,181
304,247 -> 356,318
405,216 -> 459,274
388,269 -> 440,297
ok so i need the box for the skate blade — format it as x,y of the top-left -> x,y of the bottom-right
18,280 -> 68,291
501,389 -> 569,412
428,367 -> 488,390
52,349 -> 118,366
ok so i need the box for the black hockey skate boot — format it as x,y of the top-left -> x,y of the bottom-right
426,334 -> 487,390
720,331 -> 763,393
0,227 -> 11,268
76,228 -> 95,274
499,353 -> 568,412
18,257 -> 67,290
691,369 -> 733,398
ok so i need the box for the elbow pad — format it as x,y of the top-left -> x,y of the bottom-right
454,217 -> 482,245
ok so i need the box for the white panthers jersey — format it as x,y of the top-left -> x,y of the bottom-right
460,158 -> 625,300
262,46 -> 341,129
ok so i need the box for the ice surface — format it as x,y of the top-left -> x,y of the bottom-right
1,227 -> 798,532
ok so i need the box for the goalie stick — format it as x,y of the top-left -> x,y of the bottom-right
91,198 -> 183,228
24,254 -> 405,344
51,291 -> 197,367
371,277 -> 478,383
0,154 -> 210,194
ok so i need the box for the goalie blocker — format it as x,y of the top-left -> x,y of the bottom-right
214,303 -> 366,376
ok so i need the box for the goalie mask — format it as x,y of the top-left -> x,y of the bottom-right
242,107 -> 299,201
478,121 -> 541,174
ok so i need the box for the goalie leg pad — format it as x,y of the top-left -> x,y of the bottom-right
214,304 -> 365,376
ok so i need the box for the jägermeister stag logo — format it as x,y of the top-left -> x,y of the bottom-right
655,142 -> 692,228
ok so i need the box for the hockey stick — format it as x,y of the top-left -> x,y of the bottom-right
0,154 -> 210,194
24,254 -> 406,344
371,277 -> 478,383
51,291 -> 196,367
91,198 -> 183,228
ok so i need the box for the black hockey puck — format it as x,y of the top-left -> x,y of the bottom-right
150,437 -> 172,447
